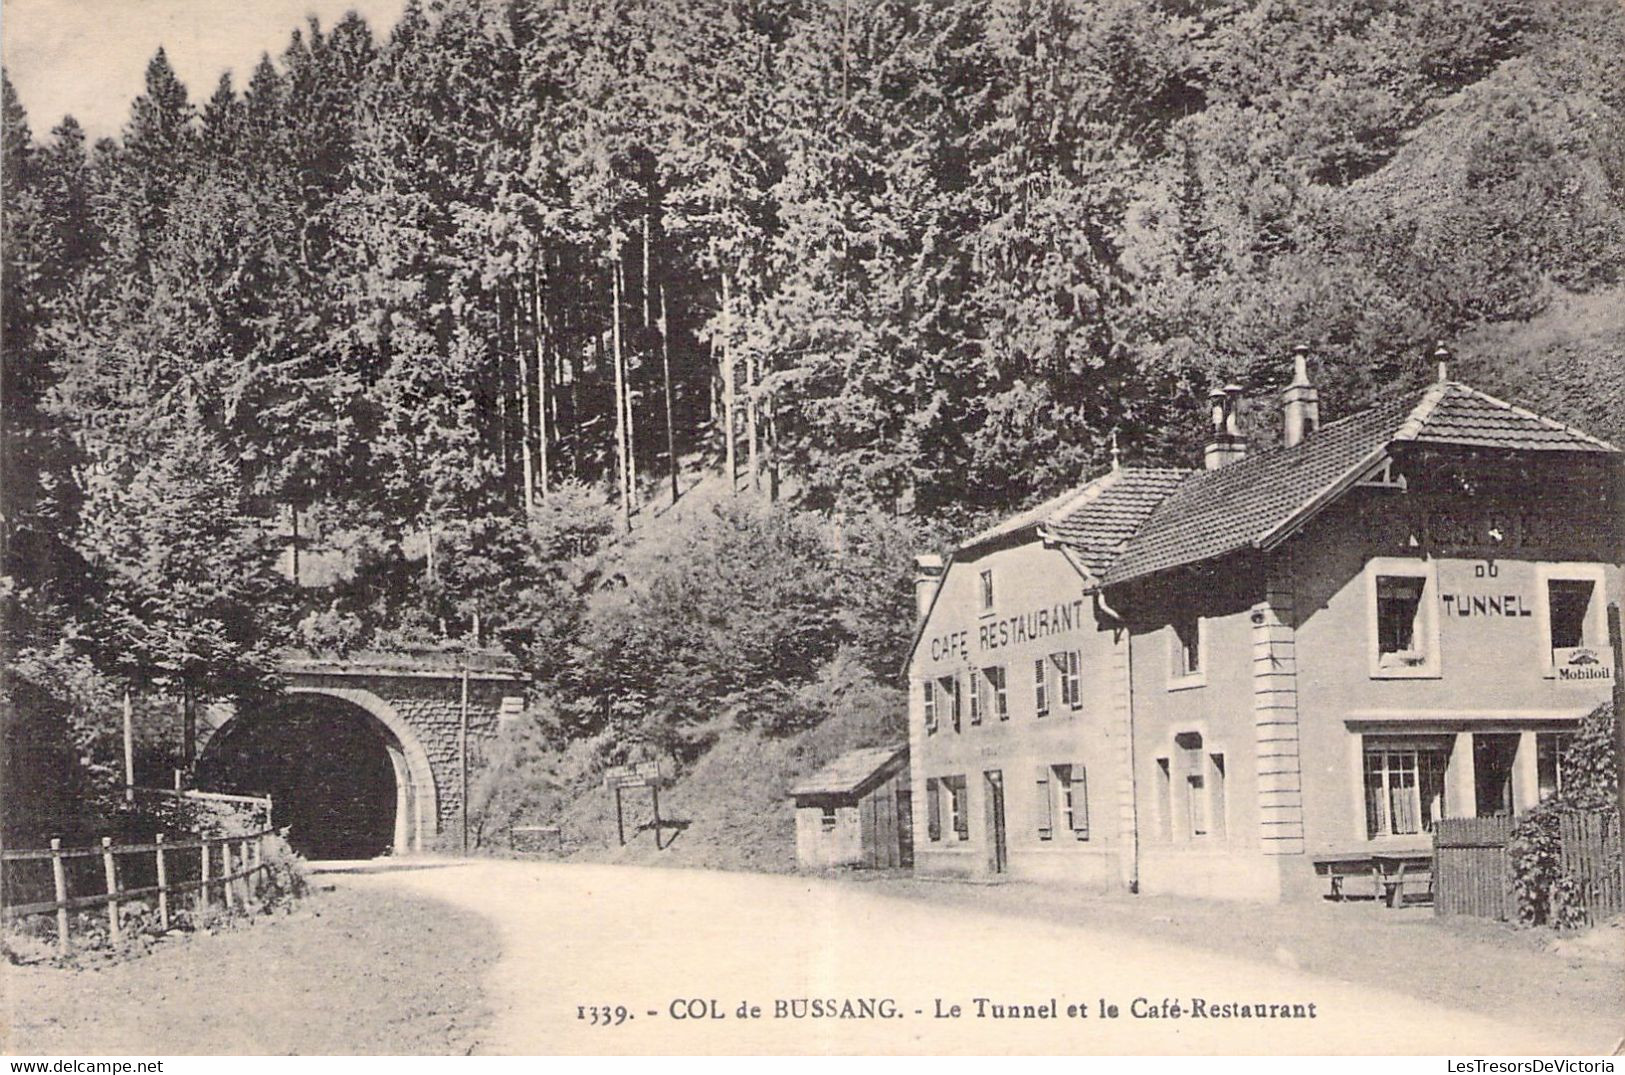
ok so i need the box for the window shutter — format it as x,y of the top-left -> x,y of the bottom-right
1072,763 -> 1089,839
1035,765 -> 1053,839
923,680 -> 936,732
953,782 -> 969,840
1067,650 -> 1082,708
969,669 -> 982,725
1033,658 -> 1047,717
926,778 -> 941,841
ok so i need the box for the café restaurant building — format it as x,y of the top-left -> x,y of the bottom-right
906,353 -> 1622,901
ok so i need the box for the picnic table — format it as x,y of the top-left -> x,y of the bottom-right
1316,851 -> 1434,907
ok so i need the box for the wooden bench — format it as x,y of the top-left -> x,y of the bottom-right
1373,854 -> 1433,908
1316,852 -> 1434,907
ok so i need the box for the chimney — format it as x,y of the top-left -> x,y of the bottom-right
1281,344 -> 1320,448
913,553 -> 944,621
1204,384 -> 1248,470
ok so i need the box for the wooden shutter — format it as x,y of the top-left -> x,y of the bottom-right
926,778 -> 941,841
969,669 -> 982,725
1035,765 -> 1053,839
923,680 -> 936,732
1067,650 -> 1082,709
1072,763 -> 1090,839
952,781 -> 969,840
1033,658 -> 1047,717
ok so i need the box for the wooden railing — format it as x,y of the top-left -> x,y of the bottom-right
2,829 -> 275,957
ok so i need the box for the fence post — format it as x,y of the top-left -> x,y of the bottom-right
50,838 -> 70,957
155,834 -> 170,931
200,837 -> 211,910
101,836 -> 121,944
223,839 -> 237,911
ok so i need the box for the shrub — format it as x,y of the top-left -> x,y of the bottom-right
1507,700 -> 1619,928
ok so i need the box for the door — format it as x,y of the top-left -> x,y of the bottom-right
896,788 -> 914,868
984,770 -> 1008,874
1474,734 -> 1519,817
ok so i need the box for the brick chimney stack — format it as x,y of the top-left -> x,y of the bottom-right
1204,384 -> 1248,470
1281,344 -> 1320,448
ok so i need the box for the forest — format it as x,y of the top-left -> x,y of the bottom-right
4,0 -> 1625,843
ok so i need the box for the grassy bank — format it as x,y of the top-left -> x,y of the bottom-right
2,878 -> 497,1055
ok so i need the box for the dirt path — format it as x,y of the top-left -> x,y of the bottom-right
332,859 -> 1617,1055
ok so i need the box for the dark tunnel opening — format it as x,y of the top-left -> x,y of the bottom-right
197,697 -> 398,860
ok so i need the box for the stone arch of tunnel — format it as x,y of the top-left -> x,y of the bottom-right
197,686 -> 438,858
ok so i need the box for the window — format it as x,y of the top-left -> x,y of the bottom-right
1363,739 -> 1449,839
937,675 -> 961,733
1366,559 -> 1440,678
926,778 -> 942,841
979,569 -> 994,612
983,665 -> 1009,721
1208,754 -> 1226,839
1548,580 -> 1593,650
1172,615 -> 1201,677
945,777 -> 969,841
1537,565 -> 1609,679
1376,577 -> 1425,662
1176,732 -> 1213,839
820,805 -> 837,831
1034,764 -> 1089,841
922,679 -> 937,734
1537,732 -> 1575,802
1033,658 -> 1049,718
968,668 -> 983,726
1056,650 -> 1082,710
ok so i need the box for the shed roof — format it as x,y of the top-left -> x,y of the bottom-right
791,745 -> 906,798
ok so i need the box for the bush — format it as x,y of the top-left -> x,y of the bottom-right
1508,700 -> 1619,928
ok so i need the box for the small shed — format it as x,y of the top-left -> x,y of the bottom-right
790,744 -> 911,870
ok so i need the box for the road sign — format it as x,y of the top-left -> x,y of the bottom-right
604,760 -> 672,850
602,759 -> 668,790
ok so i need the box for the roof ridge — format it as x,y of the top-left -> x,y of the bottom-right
1392,381 -> 1452,442
1045,468 -> 1122,526
1439,381 -> 1621,453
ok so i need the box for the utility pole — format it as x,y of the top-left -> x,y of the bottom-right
1609,603 -> 1623,822
123,689 -> 135,802
460,655 -> 471,856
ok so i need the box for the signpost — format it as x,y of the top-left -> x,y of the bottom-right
604,760 -> 670,850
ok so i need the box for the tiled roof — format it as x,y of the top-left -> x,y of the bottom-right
1404,383 -> 1619,452
958,485 -> 1105,550
1102,382 -> 1619,587
790,745 -> 906,798
1041,467 -> 1191,580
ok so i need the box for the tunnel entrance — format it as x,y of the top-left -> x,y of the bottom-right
197,695 -> 401,859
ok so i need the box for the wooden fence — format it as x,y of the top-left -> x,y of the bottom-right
1434,809 -> 1624,923
1434,816 -> 1516,918
1557,810 -> 1623,920
1,829 -> 275,957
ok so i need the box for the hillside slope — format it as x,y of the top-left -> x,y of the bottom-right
548,691 -> 902,874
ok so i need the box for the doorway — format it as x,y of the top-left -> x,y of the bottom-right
1474,733 -> 1519,817
896,789 -> 914,868
983,770 -> 1007,875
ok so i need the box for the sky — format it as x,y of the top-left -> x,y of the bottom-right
3,0 -> 409,141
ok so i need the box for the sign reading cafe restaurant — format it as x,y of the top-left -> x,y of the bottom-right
927,598 -> 1089,663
